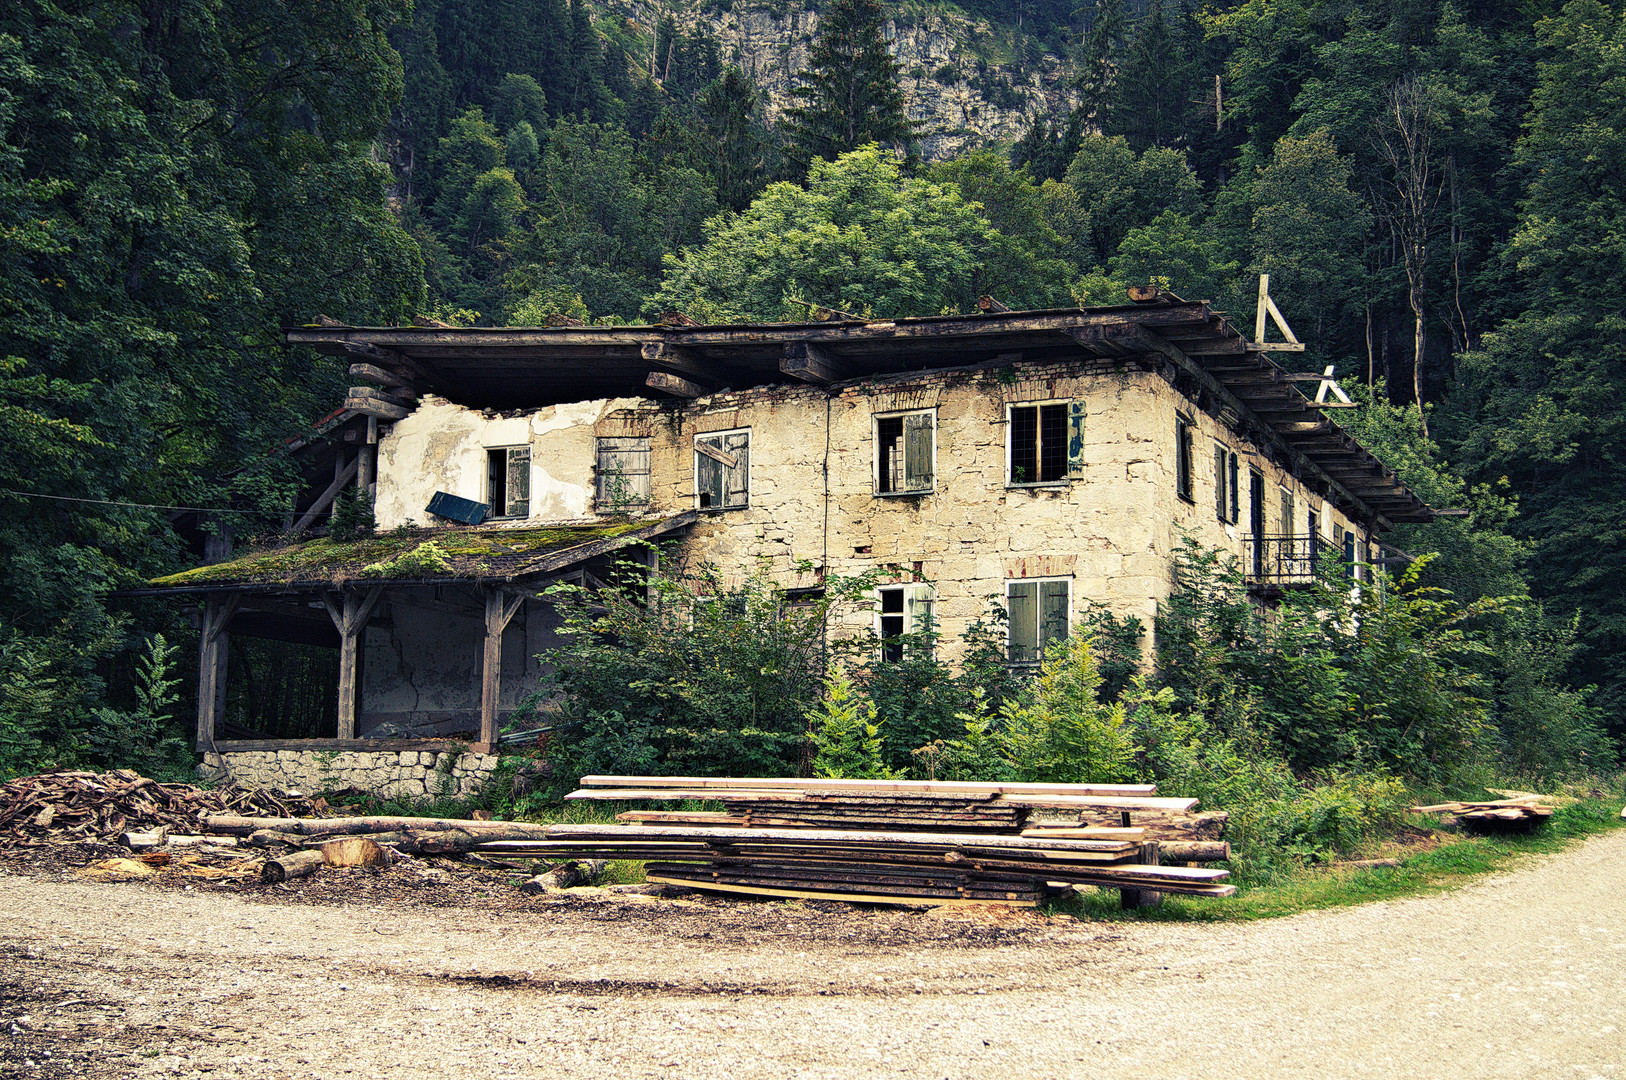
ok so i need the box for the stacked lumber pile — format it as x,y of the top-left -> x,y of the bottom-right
534,776 -> 1234,907
0,770 -> 327,850
1411,793 -> 1557,830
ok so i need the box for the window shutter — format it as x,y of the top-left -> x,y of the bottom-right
1039,580 -> 1069,648
1229,453 -> 1240,524
1007,582 -> 1038,662
506,448 -> 530,518
904,584 -> 936,634
903,412 -> 934,491
1214,445 -> 1227,518
723,432 -> 749,507
1067,402 -> 1086,479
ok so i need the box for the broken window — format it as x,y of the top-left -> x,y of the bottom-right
695,429 -> 749,510
876,583 -> 935,662
1006,578 -> 1069,663
486,446 -> 530,518
875,411 -> 935,494
1008,401 -> 1083,485
596,437 -> 651,510
1175,415 -> 1195,502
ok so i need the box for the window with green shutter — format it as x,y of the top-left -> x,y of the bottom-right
875,410 -> 935,494
1006,578 -> 1070,663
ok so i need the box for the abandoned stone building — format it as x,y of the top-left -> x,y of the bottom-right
138,295 -> 1431,795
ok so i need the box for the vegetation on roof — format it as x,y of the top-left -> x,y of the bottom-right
147,522 -> 649,588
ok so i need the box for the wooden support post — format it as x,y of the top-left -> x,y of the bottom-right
479,589 -> 527,750
195,595 -> 241,750
1120,840 -> 1164,910
323,588 -> 386,740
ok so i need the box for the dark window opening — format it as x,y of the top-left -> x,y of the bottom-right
1010,403 -> 1069,484
1175,416 -> 1194,502
487,447 -> 530,518
879,586 -> 906,662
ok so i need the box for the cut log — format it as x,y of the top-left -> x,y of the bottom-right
261,850 -> 326,883
1156,841 -> 1230,863
319,836 -> 389,868
1120,841 -> 1164,909
518,859 -> 606,895
202,814 -> 551,838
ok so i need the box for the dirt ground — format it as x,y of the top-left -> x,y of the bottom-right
3,830 -> 1624,1080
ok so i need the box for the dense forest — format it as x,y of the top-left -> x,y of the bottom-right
1,0 -> 1623,780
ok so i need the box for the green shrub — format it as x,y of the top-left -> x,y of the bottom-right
999,633 -> 1137,783
807,668 -> 895,779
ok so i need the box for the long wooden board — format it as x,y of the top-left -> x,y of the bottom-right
544,823 -> 1139,852
580,775 -> 1158,796
565,789 -> 1198,812
645,875 -> 1041,908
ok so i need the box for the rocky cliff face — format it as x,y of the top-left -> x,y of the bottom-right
601,1 -> 1076,159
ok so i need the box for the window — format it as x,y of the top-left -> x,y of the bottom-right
1280,488 -> 1295,535
1008,401 -> 1083,485
876,584 -> 935,662
875,411 -> 935,494
1175,415 -> 1195,502
1337,524 -> 1358,579
486,447 -> 530,518
596,437 -> 650,510
1006,578 -> 1069,663
1213,443 -> 1238,522
1228,452 -> 1240,524
695,429 -> 749,510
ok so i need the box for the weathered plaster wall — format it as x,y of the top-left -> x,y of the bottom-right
198,748 -> 500,799
358,587 -> 564,737
375,397 -> 645,529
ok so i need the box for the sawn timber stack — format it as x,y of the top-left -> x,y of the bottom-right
541,776 -> 1233,907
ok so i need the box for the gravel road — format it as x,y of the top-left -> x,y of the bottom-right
4,830 -> 1624,1080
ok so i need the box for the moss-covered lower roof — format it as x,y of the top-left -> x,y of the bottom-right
140,512 -> 697,593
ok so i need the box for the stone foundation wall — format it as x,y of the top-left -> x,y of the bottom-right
198,748 -> 502,800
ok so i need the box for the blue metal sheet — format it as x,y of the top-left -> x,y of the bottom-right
426,491 -> 489,525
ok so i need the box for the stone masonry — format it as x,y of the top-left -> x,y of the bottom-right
198,749 -> 501,800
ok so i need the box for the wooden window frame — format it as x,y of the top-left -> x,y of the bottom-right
485,445 -> 531,519
694,428 -> 750,511
1005,577 -> 1070,664
873,409 -> 936,496
595,436 -> 651,511
1006,400 -> 1084,487
875,583 -> 936,662
1175,415 -> 1195,503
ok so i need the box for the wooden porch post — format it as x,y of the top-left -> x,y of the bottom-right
480,589 -> 526,751
323,587 -> 386,740
195,595 -> 241,750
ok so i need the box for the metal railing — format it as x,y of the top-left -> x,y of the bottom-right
1247,534 -> 1339,588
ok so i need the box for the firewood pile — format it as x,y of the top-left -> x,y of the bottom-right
0,769 -> 329,850
506,776 -> 1236,907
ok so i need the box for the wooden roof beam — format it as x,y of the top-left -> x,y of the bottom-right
641,341 -> 728,383
780,341 -> 846,385
645,370 -> 712,398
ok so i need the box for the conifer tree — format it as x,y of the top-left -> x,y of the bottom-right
783,0 -> 914,170
1072,0 -> 1126,135
1112,0 -> 1189,151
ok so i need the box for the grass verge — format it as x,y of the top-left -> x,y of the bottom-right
1057,794 -> 1626,922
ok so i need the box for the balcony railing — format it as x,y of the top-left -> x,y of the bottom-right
1247,534 -> 1343,591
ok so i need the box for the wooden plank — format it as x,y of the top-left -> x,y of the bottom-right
577,776 -> 1159,796
640,342 -> 725,382
545,823 -> 1156,852
644,876 -> 1040,908
289,456 -> 360,534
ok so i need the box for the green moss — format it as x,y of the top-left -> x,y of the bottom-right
148,521 -> 649,588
